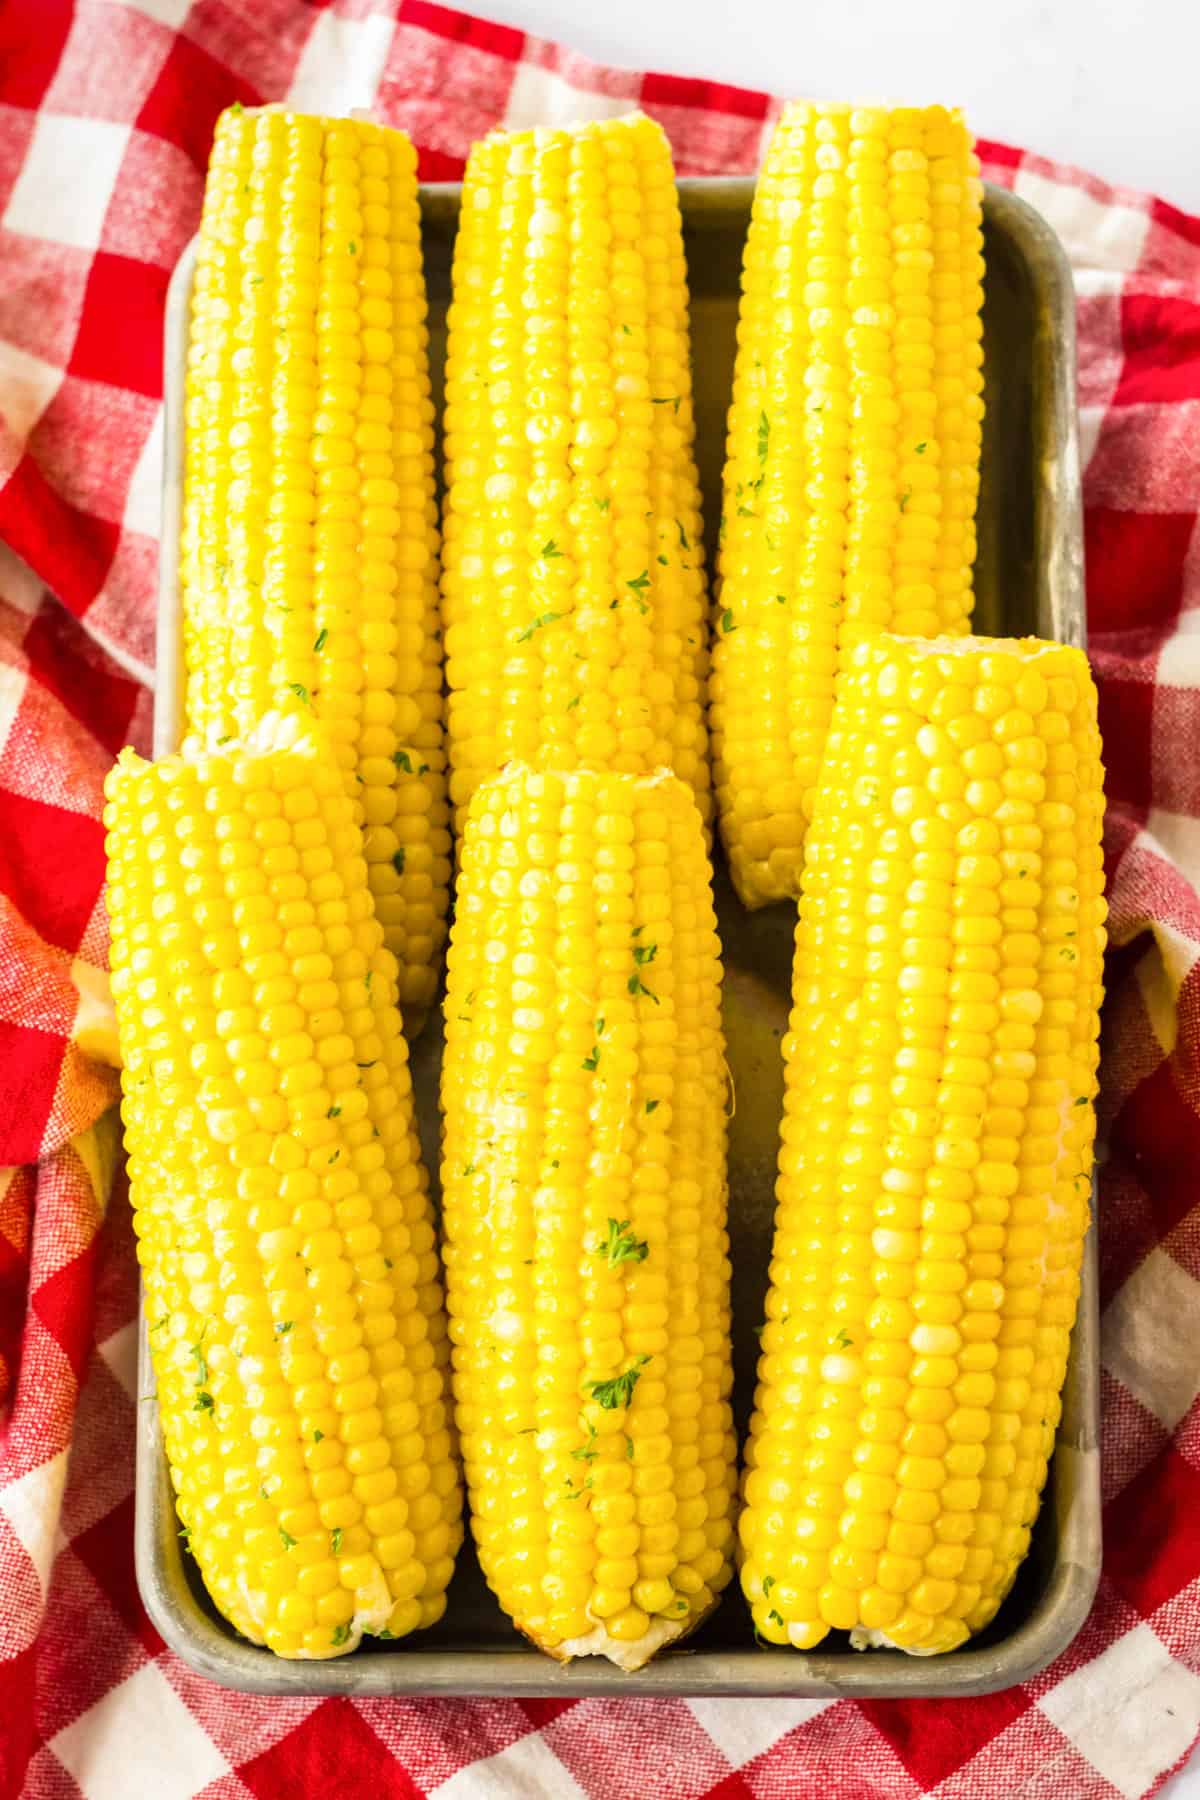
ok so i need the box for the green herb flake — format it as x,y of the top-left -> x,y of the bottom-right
916,440 -> 928,453
374,1627 -> 396,1641
275,1320 -> 294,1336
328,1149 -> 340,1165
313,627 -> 328,653
1074,1095 -> 1089,1107
288,682 -> 310,707
516,610 -> 563,643
626,1435 -> 635,1460
595,496 -> 611,513
393,749 -> 412,772
582,1044 -> 601,1072
567,693 -> 581,710
347,241 -> 358,255
327,1105 -> 341,1119
651,394 -> 681,414
314,1429 -> 325,1444
188,1339 -> 209,1386
179,1524 -> 192,1544
721,607 -> 736,634
587,1354 -> 650,1411
832,1327 -> 853,1350
899,488 -> 912,513
332,1622 -> 352,1646
645,1099 -> 659,1115
775,593 -> 788,605
541,539 -> 562,559
762,1575 -> 776,1597
331,1528 -> 343,1554
393,847 -> 406,875
627,973 -> 659,1003
632,942 -> 657,966
216,735 -> 233,746
757,411 -> 770,463
657,554 -> 669,566
768,1608 -> 784,1628
676,519 -> 691,551
193,1390 -> 214,1414
279,1526 -> 297,1549
151,1315 -> 170,1334
597,1218 -> 649,1269
228,101 -> 244,115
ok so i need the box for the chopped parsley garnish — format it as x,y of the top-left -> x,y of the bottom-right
193,1391 -> 214,1414
279,1527 -> 297,1549
757,411 -> 770,463
288,682 -> 310,706
393,847 -> 405,875
516,611 -> 563,642
587,1355 -> 650,1410
627,973 -> 659,1003
332,1622 -> 352,1645
394,749 -> 412,772
331,1528 -> 342,1554
645,1099 -> 659,1115
541,539 -> 562,558
313,628 -> 328,652
275,1320 -> 293,1335
597,1218 -> 649,1269
721,607 -> 736,633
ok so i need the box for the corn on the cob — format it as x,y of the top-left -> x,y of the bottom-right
741,636 -> 1105,1654
183,106 -> 449,1021
440,765 -> 737,1668
104,715 -> 462,1658
711,103 -> 985,908
440,115 -> 710,834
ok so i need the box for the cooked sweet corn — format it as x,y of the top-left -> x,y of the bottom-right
440,766 -> 737,1668
105,715 -> 462,1658
711,102 -> 985,907
183,106 -> 449,1021
440,114 -> 710,834
741,636 -> 1105,1654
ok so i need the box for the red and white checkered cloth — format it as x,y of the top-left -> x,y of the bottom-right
1,3 -> 1199,1796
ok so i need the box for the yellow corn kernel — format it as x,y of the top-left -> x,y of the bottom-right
440,115 -> 710,834
742,635 -> 1105,1654
183,107 -> 449,1023
711,102 -> 985,907
441,766 -> 737,1669
105,713 -> 463,1659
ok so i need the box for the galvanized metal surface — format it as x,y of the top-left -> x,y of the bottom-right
140,177 -> 1098,1698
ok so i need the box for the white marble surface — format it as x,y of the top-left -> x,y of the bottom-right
480,0 -> 1200,210
472,1 -> 1200,1790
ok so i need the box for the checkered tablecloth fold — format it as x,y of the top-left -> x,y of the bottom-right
1,4 -> 1199,1798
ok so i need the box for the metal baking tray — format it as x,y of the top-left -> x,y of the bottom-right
139,177 -> 1098,1698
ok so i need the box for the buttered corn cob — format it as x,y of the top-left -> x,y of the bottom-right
711,103 -> 985,907
440,115 -> 710,833
183,106 -> 449,1020
105,717 -> 462,1658
440,766 -> 737,1668
741,636 -> 1105,1654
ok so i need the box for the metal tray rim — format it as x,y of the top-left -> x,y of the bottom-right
139,173 -> 1100,1699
